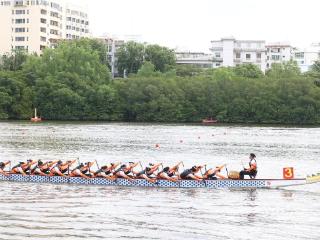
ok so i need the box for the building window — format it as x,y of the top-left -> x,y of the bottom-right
257,53 -> 261,59
40,18 -> 46,24
41,9 -> 47,14
50,11 -> 59,18
50,29 -> 58,35
15,18 -> 25,24
236,53 -> 241,58
50,20 -> 58,26
271,55 -> 280,60
15,46 -> 25,50
295,52 -> 304,58
40,27 -> 46,33
216,63 -> 221,67
215,53 -> 221,58
246,54 -> 251,60
15,37 -> 25,41
15,27 -> 25,32
16,10 -> 25,14
40,36 -> 46,42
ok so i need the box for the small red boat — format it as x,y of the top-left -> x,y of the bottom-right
31,108 -> 42,122
202,117 -> 218,124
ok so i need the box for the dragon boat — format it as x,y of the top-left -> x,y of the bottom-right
0,173 -> 319,189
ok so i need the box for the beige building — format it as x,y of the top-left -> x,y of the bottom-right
0,0 -> 90,55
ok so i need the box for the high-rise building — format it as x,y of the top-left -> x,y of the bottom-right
0,0 -> 90,55
210,37 -> 266,72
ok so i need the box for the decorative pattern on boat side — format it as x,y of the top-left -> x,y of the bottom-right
0,174 -> 267,188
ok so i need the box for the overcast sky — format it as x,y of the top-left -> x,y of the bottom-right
69,0 -> 319,52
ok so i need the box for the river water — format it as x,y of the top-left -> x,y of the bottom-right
0,122 -> 319,240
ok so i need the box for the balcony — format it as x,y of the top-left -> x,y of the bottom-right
234,47 -> 265,52
14,1 -> 26,7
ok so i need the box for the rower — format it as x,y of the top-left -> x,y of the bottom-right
157,167 -> 178,182
31,160 -> 58,176
11,159 -> 37,175
204,164 -> 227,180
180,166 -> 204,181
70,162 -> 95,179
239,153 -> 258,180
94,163 -> 120,180
114,162 -> 139,181
0,161 -> 11,176
50,160 -> 76,177
136,163 -> 161,183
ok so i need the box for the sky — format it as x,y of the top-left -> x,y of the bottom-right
68,0 -> 320,52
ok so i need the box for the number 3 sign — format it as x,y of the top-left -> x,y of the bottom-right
283,167 -> 294,179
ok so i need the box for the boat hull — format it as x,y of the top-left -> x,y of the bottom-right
0,174 -> 313,189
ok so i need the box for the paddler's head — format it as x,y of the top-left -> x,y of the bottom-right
191,166 -> 197,172
163,167 -> 170,172
250,153 -> 256,159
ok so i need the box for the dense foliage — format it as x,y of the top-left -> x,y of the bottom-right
0,39 -> 320,124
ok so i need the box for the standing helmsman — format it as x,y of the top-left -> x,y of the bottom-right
239,153 -> 258,179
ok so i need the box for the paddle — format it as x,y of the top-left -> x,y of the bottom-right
200,165 -> 207,187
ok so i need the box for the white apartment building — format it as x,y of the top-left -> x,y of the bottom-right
210,37 -> 266,72
175,51 -> 214,68
292,43 -> 320,72
265,43 -> 292,70
0,0 -> 90,55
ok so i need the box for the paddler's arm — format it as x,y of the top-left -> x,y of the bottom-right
0,168 -> 9,176
4,161 -> 11,166
216,172 -> 226,179
216,164 -> 226,172
151,163 -> 162,172
111,162 -> 120,170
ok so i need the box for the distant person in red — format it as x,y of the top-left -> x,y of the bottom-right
239,153 -> 257,179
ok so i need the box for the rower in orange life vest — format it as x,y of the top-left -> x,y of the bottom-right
239,153 -> 257,179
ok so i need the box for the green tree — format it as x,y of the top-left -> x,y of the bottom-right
145,44 -> 176,72
116,41 -> 144,76
0,49 -> 28,71
266,60 -> 301,78
234,63 -> 264,78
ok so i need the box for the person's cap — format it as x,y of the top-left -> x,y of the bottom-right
250,153 -> 256,158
